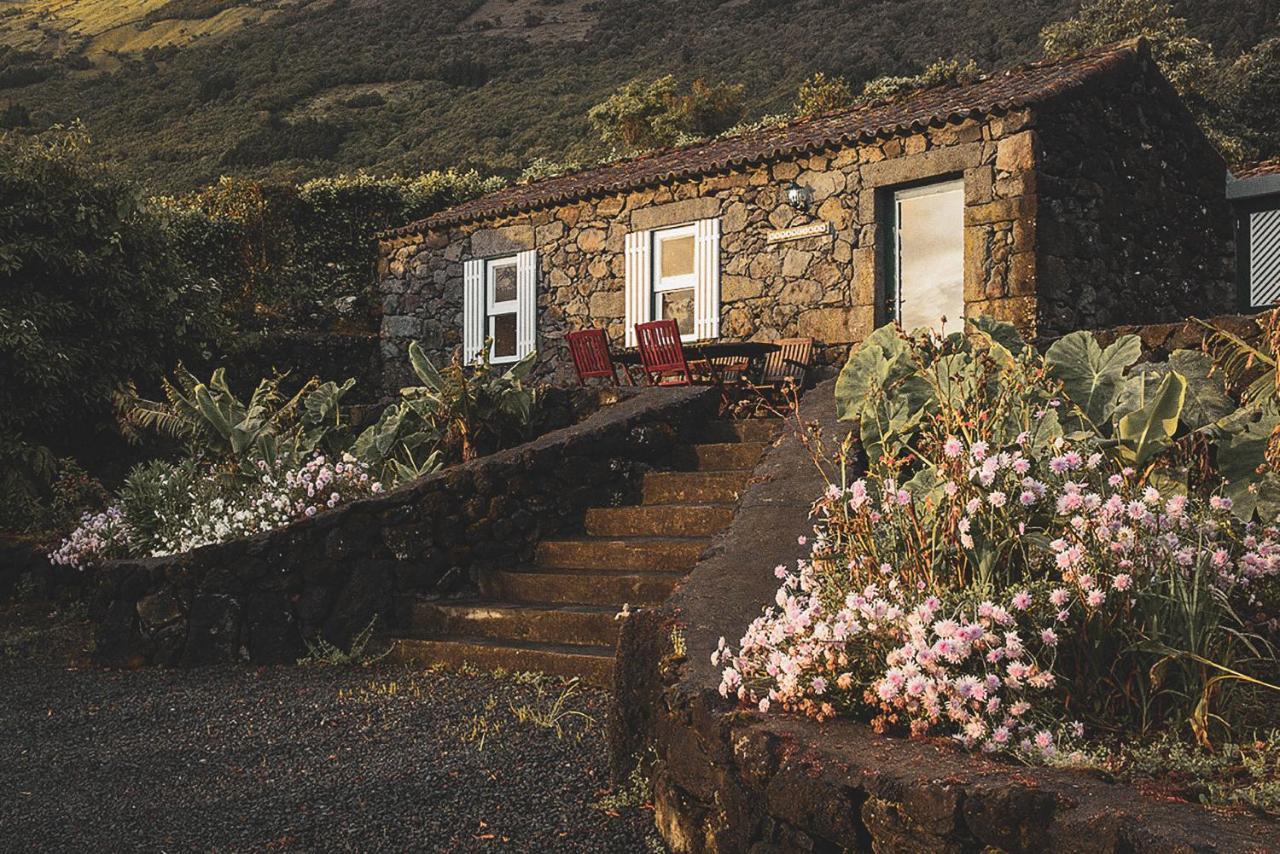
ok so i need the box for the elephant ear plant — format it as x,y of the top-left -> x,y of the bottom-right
405,341 -> 536,461
717,318 -> 1279,771
117,365 -> 357,473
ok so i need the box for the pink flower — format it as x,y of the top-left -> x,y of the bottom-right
1040,628 -> 1058,646
943,436 -> 963,458
1011,591 -> 1031,610
1111,573 -> 1132,591
988,491 -> 1008,508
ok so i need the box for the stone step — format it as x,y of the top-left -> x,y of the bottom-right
535,536 -> 709,571
584,504 -> 735,538
697,418 -> 784,445
404,598 -> 618,647
690,441 -> 767,471
642,470 -> 752,505
389,636 -> 614,686
480,568 -> 682,606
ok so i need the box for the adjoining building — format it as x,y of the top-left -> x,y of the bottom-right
1228,158 -> 1280,310
378,39 -> 1235,387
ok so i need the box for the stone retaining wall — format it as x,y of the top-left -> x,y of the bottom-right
88,386 -> 717,668
611,379 -> 1280,853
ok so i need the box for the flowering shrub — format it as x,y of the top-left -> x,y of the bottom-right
720,320 -> 1280,756
50,454 -> 382,568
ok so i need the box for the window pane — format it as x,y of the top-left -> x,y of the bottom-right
492,312 -> 517,358
657,288 -> 695,336
492,262 -> 517,303
659,234 -> 695,279
896,182 -> 965,335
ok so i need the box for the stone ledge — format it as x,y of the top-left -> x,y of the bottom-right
612,379 -> 1280,853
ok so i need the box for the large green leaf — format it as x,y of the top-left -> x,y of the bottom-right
302,378 -> 356,429
835,341 -> 887,423
967,315 -> 1025,355
408,341 -> 445,392
1218,411 -> 1280,522
1045,331 -> 1141,429
1115,351 -> 1233,432
1115,371 -> 1186,468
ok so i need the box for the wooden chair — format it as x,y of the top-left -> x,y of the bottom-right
635,319 -> 693,386
567,328 -> 630,385
755,337 -> 814,390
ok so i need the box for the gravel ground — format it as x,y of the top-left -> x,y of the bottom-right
0,614 -> 660,853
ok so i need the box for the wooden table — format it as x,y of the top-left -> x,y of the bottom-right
615,340 -> 779,385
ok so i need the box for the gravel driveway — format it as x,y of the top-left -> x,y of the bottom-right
0,654 -> 659,853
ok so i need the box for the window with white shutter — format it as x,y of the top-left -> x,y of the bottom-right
624,217 -> 720,345
624,230 -> 651,348
463,250 -> 538,365
1249,208 -> 1280,308
462,259 -> 485,363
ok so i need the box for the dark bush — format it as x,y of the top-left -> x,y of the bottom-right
0,103 -> 31,129
221,116 -> 348,166
0,126 -> 223,528
343,91 -> 386,108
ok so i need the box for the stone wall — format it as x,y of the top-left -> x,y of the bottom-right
379,112 -> 1038,390
88,386 -> 717,668
611,379 -> 1280,853
1035,53 -> 1235,337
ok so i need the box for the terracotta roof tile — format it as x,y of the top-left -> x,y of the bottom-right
1234,158 -> 1280,180
384,40 -> 1148,238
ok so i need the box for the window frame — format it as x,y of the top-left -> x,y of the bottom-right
651,223 -> 699,342
885,176 -> 966,335
1237,197 -> 1280,311
485,254 -> 521,364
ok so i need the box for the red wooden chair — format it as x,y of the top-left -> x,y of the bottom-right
635,319 -> 693,386
566,328 -> 629,385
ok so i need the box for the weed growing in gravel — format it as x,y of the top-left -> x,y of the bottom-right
462,710 -> 503,750
509,678 -> 596,739
509,670 -> 545,685
298,616 -> 390,667
596,764 -> 650,811
336,678 -> 427,702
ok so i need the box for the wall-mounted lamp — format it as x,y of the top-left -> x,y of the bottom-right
786,183 -> 813,211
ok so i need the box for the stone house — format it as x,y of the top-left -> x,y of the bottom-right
1228,158 -> 1280,310
378,39 -> 1234,388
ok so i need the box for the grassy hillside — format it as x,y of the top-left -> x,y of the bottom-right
1,0 -> 1277,191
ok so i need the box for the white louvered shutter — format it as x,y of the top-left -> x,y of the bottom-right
462,258 -> 485,363
624,230 -> 652,347
693,217 -> 721,340
1251,209 -> 1280,308
515,249 -> 538,357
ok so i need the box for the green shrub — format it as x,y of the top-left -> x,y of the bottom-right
588,75 -> 745,154
0,125 -> 222,529
793,72 -> 855,117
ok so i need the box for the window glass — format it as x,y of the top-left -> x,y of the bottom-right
658,288 -> 695,335
492,262 -> 517,304
894,180 -> 965,335
659,235 -> 695,279
491,312 -> 517,359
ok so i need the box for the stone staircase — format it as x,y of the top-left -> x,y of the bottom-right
389,418 -> 780,685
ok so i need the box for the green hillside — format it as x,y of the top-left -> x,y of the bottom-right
1,0 -> 1278,191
